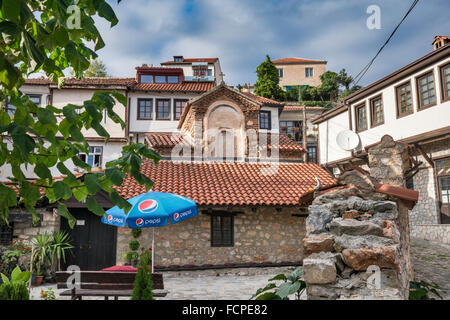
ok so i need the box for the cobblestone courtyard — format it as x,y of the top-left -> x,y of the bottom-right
30,238 -> 449,300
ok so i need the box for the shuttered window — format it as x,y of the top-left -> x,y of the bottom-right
211,214 -> 234,247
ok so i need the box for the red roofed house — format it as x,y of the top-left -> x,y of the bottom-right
273,57 -> 327,90
2,56 -> 338,271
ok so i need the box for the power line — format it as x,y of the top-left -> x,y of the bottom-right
352,0 -> 420,86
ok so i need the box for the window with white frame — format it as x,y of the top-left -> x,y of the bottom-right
305,67 -> 314,78
79,146 -> 103,168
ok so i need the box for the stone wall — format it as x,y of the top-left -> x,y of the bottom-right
303,183 -> 409,299
116,206 -> 306,266
408,168 -> 440,225
302,136 -> 414,300
410,224 -> 450,244
9,207 -> 60,244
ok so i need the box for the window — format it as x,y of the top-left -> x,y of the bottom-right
440,63 -> 450,102
278,68 -> 283,78
138,99 -> 152,120
28,94 -> 41,106
6,94 -> 42,117
305,67 -> 314,78
307,146 -> 317,163
207,69 -> 212,77
355,103 -> 367,132
0,222 -> 14,245
79,147 -> 103,168
194,69 -> 207,77
280,121 -> 302,141
416,71 -> 436,109
156,99 -> 170,120
174,99 -> 188,120
396,81 -> 413,117
211,214 -> 233,247
167,76 -> 179,84
370,95 -> 384,127
259,111 -> 271,130
140,75 -> 153,84
155,75 -> 167,84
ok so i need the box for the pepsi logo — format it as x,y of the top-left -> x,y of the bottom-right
108,215 -> 113,222
173,213 -> 180,221
136,218 -> 144,226
138,200 -> 158,214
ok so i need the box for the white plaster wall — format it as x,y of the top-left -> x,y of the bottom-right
318,56 -> 450,165
318,110 -> 352,164
128,92 -> 201,133
51,88 -> 127,138
0,141 -> 125,181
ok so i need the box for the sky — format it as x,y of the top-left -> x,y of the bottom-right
90,0 -> 450,88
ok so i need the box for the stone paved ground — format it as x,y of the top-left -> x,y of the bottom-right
29,238 -> 450,300
410,237 -> 450,300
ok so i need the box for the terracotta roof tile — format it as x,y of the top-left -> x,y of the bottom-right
132,81 -> 214,92
161,58 -> 218,64
272,57 -> 327,64
114,160 -> 337,206
263,133 -> 307,153
240,92 -> 284,107
145,132 -> 192,148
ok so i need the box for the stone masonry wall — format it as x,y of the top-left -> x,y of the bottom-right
303,182 -> 408,299
116,206 -> 306,266
302,136 -> 414,300
408,168 -> 440,225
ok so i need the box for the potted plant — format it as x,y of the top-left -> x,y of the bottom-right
31,233 -> 52,286
50,231 -> 73,272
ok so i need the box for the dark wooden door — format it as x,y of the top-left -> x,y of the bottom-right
61,208 -> 117,270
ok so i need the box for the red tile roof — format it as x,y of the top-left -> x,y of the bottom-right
263,133 -> 306,153
145,132 -> 191,148
115,160 -> 336,206
132,81 -> 214,92
161,58 -> 218,64
24,77 -> 214,93
240,92 -> 285,107
272,57 -> 327,64
283,106 -> 326,111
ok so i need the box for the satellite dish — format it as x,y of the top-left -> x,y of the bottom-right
336,130 -> 360,151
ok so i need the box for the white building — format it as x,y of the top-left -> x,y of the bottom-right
312,39 -> 450,243
160,56 -> 224,84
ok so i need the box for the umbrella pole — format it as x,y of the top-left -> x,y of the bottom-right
152,228 -> 154,273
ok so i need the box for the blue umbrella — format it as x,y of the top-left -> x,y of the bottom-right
101,191 -> 198,271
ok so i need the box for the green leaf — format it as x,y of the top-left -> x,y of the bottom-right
37,108 -> 57,125
84,173 -> 102,195
105,166 -> 124,185
255,292 -> 281,300
110,91 -> 127,106
0,184 -> 18,209
53,181 -> 72,200
1,273 -> 10,285
34,163 -> 52,181
57,203 -> 76,229
1,0 -> 21,22
87,197 -> 105,216
94,0 -> 119,27
268,273 -> 287,281
11,133 -> 35,160
73,186 -> 89,202
109,189 -> 132,214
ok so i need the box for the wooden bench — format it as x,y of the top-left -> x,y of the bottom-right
55,271 -> 167,300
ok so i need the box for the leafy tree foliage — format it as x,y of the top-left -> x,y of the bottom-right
70,58 -> 108,77
254,55 -> 285,101
0,0 -> 161,227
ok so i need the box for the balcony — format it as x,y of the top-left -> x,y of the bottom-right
184,76 -> 214,82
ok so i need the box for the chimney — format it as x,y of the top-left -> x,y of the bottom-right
173,56 -> 184,63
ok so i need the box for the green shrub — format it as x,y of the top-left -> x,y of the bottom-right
129,240 -> 140,251
131,250 -> 153,300
131,229 -> 142,238
0,266 -> 31,300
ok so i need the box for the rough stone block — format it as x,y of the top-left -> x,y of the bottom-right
303,235 -> 335,256
306,206 -> 337,235
342,245 -> 399,271
303,255 -> 337,284
333,234 -> 395,252
382,220 -> 401,243
329,218 -> 384,237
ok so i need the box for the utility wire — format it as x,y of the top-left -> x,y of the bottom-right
352,0 -> 420,86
